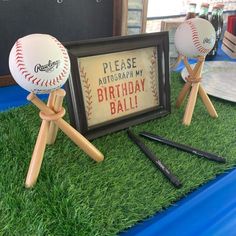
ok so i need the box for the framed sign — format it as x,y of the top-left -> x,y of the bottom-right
64,32 -> 170,140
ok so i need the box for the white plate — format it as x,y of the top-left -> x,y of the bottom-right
181,61 -> 236,102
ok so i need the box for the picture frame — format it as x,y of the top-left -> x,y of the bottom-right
64,32 -> 170,140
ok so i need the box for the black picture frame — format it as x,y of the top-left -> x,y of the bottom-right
64,32 -> 170,140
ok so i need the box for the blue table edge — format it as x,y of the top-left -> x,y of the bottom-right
121,167 -> 236,236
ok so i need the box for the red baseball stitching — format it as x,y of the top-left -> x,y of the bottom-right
186,20 -> 210,55
149,49 -> 159,104
14,36 -> 70,88
79,63 -> 93,120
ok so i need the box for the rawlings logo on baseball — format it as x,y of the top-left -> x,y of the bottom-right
34,60 -> 60,73
203,37 -> 213,45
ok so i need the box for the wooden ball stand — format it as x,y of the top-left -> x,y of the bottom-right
25,89 -> 104,188
176,56 -> 218,125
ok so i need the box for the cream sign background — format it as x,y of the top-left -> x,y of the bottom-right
78,47 -> 159,127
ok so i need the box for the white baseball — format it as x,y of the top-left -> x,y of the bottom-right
9,34 -> 70,94
174,18 -> 216,58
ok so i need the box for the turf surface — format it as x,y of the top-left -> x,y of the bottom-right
1,73 -> 236,235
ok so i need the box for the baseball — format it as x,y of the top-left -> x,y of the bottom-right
9,34 -> 70,94
174,18 -> 216,58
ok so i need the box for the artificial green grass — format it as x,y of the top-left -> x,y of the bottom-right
1,73 -> 236,235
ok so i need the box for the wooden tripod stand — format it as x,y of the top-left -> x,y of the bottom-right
176,56 -> 218,125
25,89 -> 104,188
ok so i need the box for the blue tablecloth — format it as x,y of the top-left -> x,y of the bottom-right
0,85 -> 48,111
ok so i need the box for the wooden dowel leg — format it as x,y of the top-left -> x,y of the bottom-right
183,57 -> 194,75
183,57 -> 200,78
27,93 -> 104,162
46,90 -> 56,145
183,83 -> 200,125
56,119 -> 104,162
47,90 -> 56,110
170,54 -> 182,70
47,89 -> 66,144
176,81 -> 191,108
199,85 -> 218,118
25,120 -> 49,188
25,92 -> 55,188
183,56 -> 205,77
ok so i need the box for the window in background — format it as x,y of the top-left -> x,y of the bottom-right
146,0 -> 236,33
148,0 -> 236,18
147,0 -> 186,17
